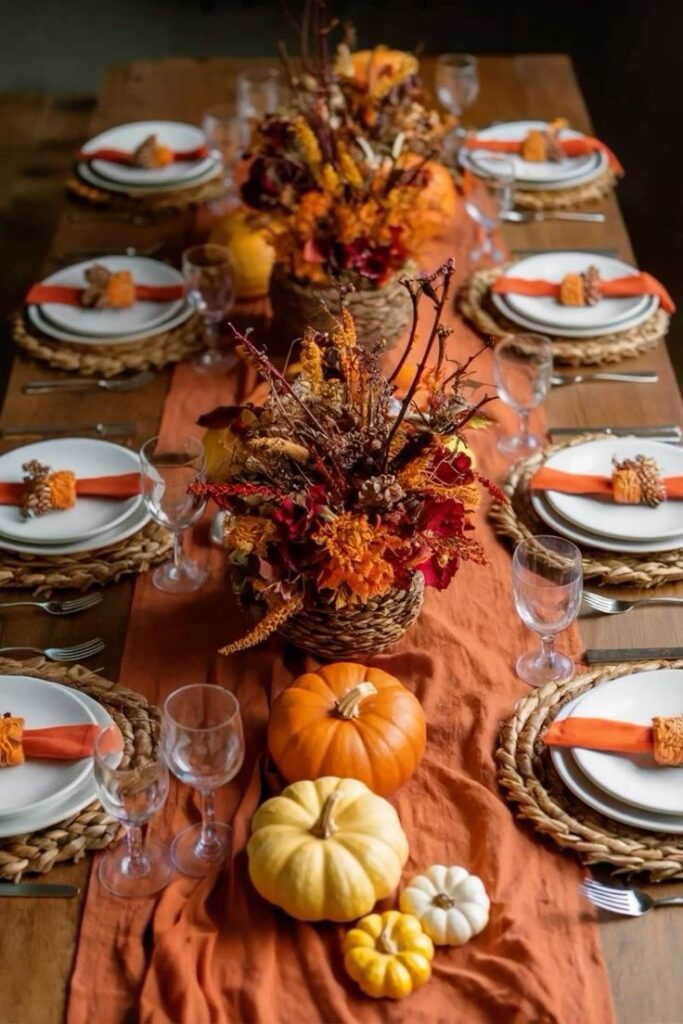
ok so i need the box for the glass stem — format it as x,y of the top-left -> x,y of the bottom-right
172,530 -> 184,574
204,318 -> 219,354
540,634 -> 556,667
199,789 -> 218,852
518,408 -> 530,444
126,824 -> 145,876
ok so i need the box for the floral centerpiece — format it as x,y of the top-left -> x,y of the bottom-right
194,261 -> 500,660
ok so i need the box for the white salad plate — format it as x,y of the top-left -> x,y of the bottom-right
27,299 -> 193,347
76,157 -> 220,196
81,119 -> 213,186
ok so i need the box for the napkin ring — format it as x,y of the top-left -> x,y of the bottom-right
611,455 -> 666,507
21,460 -> 76,519
653,716 -> 683,766
0,713 -> 24,767
559,265 -> 601,306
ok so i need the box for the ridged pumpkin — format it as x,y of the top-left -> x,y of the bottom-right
208,207 -> 275,300
343,910 -> 434,999
268,663 -> 426,796
247,777 -> 409,922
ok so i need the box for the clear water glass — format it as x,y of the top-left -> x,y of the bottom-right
93,725 -> 172,898
162,685 -> 245,877
464,156 -> 515,264
139,434 -> 208,594
182,243 -> 237,374
493,333 -> 553,456
236,67 -> 282,122
512,536 -> 583,687
201,106 -> 251,197
435,54 -> 479,117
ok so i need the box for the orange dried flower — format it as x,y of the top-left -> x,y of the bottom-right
295,191 -> 332,241
313,512 -> 397,606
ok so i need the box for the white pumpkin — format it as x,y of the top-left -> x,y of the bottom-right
399,864 -> 489,946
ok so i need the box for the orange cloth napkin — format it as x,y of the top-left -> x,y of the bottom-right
491,272 -> 675,314
76,145 -> 209,164
530,466 -> 683,498
0,472 -> 141,506
544,717 -> 653,754
464,133 -> 623,173
26,283 -> 185,305
22,723 -> 103,760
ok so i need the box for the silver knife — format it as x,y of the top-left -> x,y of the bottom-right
549,424 -> 682,442
551,371 -> 658,387
0,421 -> 135,439
503,210 -> 606,224
0,882 -> 80,897
586,648 -> 683,664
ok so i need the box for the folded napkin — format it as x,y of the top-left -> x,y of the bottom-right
23,723 -> 103,760
0,472 -> 141,506
491,272 -> 675,314
543,717 -> 653,754
76,145 -> 209,164
464,134 -> 623,174
530,467 -> 683,499
26,283 -> 185,306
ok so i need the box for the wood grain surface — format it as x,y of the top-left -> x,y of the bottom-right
0,55 -> 681,1024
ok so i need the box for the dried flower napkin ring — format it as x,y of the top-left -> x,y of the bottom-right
20,460 -> 76,519
611,455 -> 666,506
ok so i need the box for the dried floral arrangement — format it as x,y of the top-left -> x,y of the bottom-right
193,261 -> 501,655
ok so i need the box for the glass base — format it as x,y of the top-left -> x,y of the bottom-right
98,837 -> 173,898
192,348 -> 238,374
516,648 -> 575,688
497,432 -> 544,458
171,822 -> 232,877
152,558 -> 208,594
470,241 -> 505,265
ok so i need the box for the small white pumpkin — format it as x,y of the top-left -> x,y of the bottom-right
399,864 -> 490,946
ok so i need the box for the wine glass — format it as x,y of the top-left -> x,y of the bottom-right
182,243 -> 237,374
435,54 -> 479,118
236,67 -> 282,123
162,684 -> 245,877
139,434 -> 208,594
512,536 -> 583,687
493,333 -> 553,456
464,156 -> 515,264
93,725 -> 172,898
202,106 -> 251,199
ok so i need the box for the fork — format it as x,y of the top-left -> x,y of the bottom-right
502,210 -> 605,223
580,878 -> 683,916
23,371 -> 155,395
581,589 -> 683,616
0,638 -> 105,662
0,594 -> 102,616
0,421 -> 135,439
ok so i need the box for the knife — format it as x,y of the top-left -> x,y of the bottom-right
511,248 -> 619,259
0,882 -> 80,897
551,371 -> 658,387
0,421 -> 135,439
585,648 -> 683,664
549,424 -> 682,442
503,210 -> 606,224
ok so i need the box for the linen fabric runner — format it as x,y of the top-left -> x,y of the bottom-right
68,222 -> 615,1024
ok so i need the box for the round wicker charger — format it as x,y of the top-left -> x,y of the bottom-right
497,659 -> 683,881
513,166 -> 618,211
0,656 -> 158,882
66,170 -> 226,215
11,309 -> 204,378
0,521 -> 173,594
457,265 -> 670,366
489,435 -> 683,588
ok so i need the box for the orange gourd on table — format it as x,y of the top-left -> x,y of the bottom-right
268,662 -> 426,796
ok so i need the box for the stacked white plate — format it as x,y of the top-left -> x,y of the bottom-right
550,668 -> 683,833
0,437 -> 150,557
28,255 -> 192,347
460,120 -> 608,191
0,674 -> 114,838
532,437 -> 683,554
491,251 -> 659,339
77,119 -> 221,195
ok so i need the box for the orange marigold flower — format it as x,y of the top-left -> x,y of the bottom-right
313,511 -> 396,606
225,515 -> 275,557
295,191 -> 332,241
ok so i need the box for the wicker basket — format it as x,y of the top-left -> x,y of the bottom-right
268,262 -> 416,351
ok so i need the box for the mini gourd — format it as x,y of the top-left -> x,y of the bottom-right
399,864 -> 490,946
343,910 -> 434,1000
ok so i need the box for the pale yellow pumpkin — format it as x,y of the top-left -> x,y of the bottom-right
209,207 -> 275,300
247,777 -> 409,922
343,910 -> 434,999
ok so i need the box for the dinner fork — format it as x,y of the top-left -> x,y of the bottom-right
0,421 -> 135,439
580,878 -> 683,916
23,370 -> 155,395
582,590 -> 683,616
0,638 -> 105,662
0,594 -> 102,616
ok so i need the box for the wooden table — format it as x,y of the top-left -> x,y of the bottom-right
0,55 -> 681,1024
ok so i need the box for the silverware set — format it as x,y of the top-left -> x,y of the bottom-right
582,589 -> 683,617
0,638 -> 105,662
0,594 -> 102,616
580,878 -> 683,917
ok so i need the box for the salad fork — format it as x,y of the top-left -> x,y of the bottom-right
582,590 -> 683,616
0,594 -> 102,616
580,878 -> 683,916
0,638 -> 105,662
23,371 -> 155,395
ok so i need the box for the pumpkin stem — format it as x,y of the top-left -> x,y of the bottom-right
310,791 -> 342,839
433,892 -> 456,910
377,923 -> 399,955
333,682 -> 378,719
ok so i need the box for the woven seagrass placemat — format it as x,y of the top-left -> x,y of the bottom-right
11,309 -> 204,377
0,521 -> 173,594
457,265 -> 669,367
0,656 -> 159,882
489,435 -> 683,588
66,170 -> 225,215
497,659 -> 683,881
513,166 -> 618,211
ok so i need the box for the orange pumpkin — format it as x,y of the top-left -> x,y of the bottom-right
401,156 -> 458,233
268,663 -> 426,796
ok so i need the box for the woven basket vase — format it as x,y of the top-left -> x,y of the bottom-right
268,262 -> 416,351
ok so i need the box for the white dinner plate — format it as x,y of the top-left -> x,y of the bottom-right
0,684 -> 115,839
0,676 -> 98,819
502,253 -> 650,332
81,120 -> 213,186
38,256 -> 185,338
27,300 -> 193,347
549,694 -> 683,834
76,157 -> 221,196
464,120 -> 596,183
0,438 -> 142,545
0,500 -> 150,557
571,669 -> 683,816
490,290 -> 657,339
544,438 -> 683,541
461,147 -> 607,192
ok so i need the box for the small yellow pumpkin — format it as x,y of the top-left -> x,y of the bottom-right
209,207 -> 275,300
247,777 -> 409,922
343,910 -> 434,999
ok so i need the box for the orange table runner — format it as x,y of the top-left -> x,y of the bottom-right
68,222 -> 614,1024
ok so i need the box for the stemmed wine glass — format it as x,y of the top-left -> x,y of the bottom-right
464,156 -> 515,263
512,536 -> 583,687
182,243 -> 236,374
93,725 -> 172,898
493,333 -> 553,456
236,67 -> 282,123
202,106 -> 251,201
139,434 -> 208,594
162,685 -> 245,877
435,53 -> 479,162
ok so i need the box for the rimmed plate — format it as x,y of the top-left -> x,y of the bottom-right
544,438 -> 683,541
38,256 -> 185,338
0,676 -> 98,819
81,120 -> 213,186
460,146 -> 607,192
27,300 -> 193,347
0,500 -> 150,557
490,290 -> 657,339
0,438 -> 142,545
76,157 -> 221,196
463,120 -> 597,183
0,684 -> 115,840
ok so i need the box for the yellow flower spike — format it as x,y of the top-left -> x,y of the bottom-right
292,115 -> 322,167
342,910 -> 434,1000
319,162 -> 341,195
